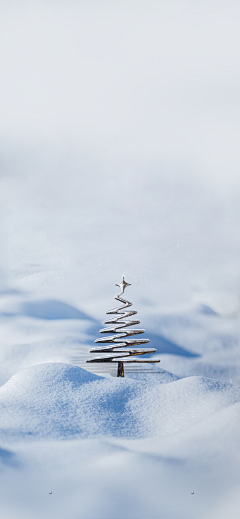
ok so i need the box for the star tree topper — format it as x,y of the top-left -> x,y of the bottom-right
115,275 -> 131,294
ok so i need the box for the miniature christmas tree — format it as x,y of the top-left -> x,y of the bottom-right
86,275 -> 160,377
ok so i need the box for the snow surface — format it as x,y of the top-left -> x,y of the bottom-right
0,364 -> 240,519
1,363 -> 239,442
1,1 -> 240,518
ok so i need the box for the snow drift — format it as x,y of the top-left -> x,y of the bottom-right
0,363 -> 239,441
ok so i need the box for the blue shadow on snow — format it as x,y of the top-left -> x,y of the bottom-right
0,447 -> 21,468
20,299 -> 93,321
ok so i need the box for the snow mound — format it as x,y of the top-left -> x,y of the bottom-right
0,364 -> 239,442
0,363 -> 101,394
131,375 -> 240,437
0,363 -> 143,440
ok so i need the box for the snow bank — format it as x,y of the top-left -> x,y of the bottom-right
0,363 -> 239,442
0,363 -> 145,440
132,375 -> 240,437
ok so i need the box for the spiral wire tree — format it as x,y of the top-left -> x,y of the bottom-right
86,275 -> 160,377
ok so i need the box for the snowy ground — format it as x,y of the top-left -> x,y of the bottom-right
0,1 -> 240,518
